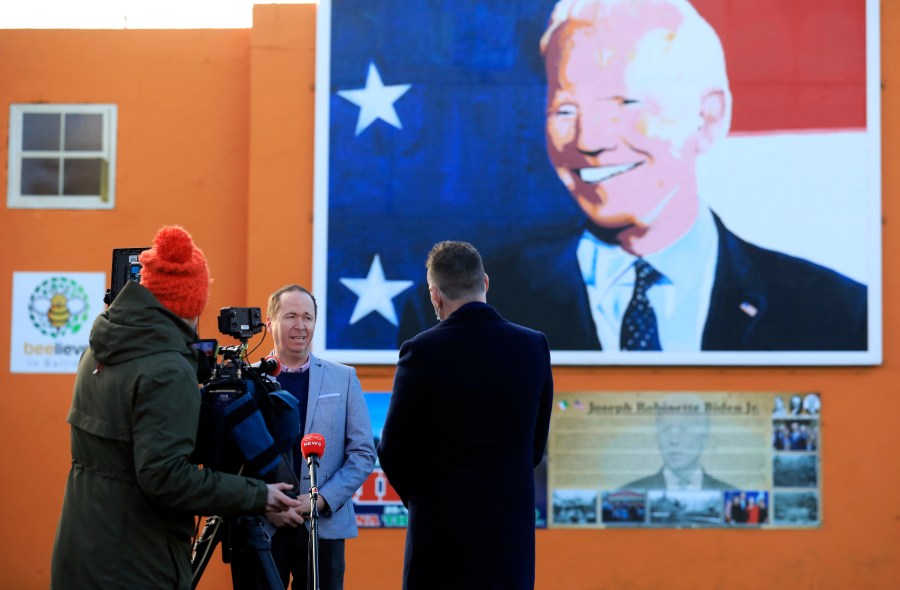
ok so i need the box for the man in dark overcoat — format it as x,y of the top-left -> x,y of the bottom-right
378,241 -> 554,590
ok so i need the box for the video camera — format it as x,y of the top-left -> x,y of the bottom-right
191,307 -> 300,489
100,245 -> 298,485
195,307 -> 268,383
190,307 -> 301,589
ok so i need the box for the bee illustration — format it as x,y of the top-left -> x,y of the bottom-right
32,292 -> 87,331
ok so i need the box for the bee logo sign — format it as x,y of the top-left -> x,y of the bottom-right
29,277 -> 90,337
11,272 -> 105,374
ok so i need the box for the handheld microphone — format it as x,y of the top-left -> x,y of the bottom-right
259,354 -> 282,377
301,433 -> 326,465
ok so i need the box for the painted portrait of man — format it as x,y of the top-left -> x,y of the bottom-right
313,0 -> 881,365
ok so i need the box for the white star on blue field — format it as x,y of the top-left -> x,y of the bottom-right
339,254 -> 414,326
337,62 -> 412,135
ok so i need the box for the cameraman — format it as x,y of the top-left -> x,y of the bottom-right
258,285 -> 376,590
50,226 -> 302,590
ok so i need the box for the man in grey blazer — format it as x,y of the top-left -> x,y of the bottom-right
262,284 -> 376,590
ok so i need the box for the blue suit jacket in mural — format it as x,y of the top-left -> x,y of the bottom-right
399,215 -> 868,351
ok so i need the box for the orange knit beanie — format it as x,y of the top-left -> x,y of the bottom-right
138,226 -> 211,318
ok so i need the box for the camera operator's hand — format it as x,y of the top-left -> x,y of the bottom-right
265,483 -> 303,513
266,507 -> 305,528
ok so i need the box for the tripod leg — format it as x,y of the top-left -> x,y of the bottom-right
230,516 -> 285,590
191,516 -> 223,589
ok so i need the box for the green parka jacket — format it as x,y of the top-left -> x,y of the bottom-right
50,281 -> 268,589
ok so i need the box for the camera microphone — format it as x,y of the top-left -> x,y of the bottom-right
259,355 -> 282,377
301,433 -> 326,465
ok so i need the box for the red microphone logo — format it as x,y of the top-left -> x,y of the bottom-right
301,433 -> 326,459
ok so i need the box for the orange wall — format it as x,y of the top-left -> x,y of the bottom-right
1,3 -> 898,589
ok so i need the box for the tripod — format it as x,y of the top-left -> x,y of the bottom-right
191,514 -> 284,590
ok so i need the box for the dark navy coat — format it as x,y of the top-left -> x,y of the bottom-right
379,302 -> 553,590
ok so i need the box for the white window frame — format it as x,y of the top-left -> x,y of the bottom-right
7,103 -> 118,210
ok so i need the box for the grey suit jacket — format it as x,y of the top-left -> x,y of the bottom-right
288,353 -> 376,540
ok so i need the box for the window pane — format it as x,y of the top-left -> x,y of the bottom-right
22,113 -> 61,151
64,114 -> 103,151
21,158 -> 60,195
63,158 -> 103,195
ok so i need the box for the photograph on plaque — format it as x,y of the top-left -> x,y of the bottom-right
547,391 -> 822,529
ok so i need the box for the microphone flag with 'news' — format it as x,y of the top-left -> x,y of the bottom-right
301,433 -> 325,465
